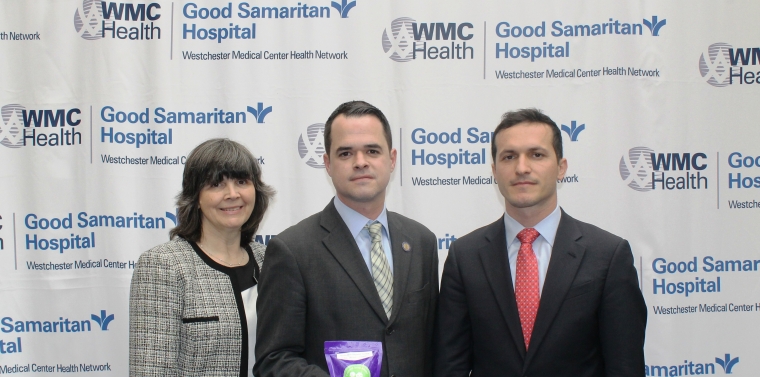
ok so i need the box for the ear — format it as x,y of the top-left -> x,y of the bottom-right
491,162 -> 497,183
323,152 -> 332,176
389,148 -> 397,171
557,158 -> 568,180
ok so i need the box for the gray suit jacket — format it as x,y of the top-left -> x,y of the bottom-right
129,238 -> 265,377
434,210 -> 646,377
254,200 -> 438,377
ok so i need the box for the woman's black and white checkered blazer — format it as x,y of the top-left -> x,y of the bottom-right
129,237 -> 265,377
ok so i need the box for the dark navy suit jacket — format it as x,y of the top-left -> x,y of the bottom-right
434,210 -> 646,377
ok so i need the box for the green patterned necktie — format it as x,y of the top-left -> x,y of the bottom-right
366,221 -> 393,320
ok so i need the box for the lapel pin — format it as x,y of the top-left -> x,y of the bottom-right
402,242 -> 411,252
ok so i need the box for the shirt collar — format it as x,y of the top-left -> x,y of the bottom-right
333,196 -> 389,237
503,205 -> 562,247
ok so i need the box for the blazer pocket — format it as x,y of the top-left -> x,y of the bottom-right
565,280 -> 594,300
405,283 -> 430,303
181,316 -> 222,357
182,316 -> 219,323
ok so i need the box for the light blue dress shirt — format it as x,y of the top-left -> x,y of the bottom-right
504,205 -> 562,296
333,197 -> 394,275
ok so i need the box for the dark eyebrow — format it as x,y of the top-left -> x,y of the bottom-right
335,144 -> 384,153
498,146 -> 548,156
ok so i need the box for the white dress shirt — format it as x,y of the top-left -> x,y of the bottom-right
333,196 -> 394,275
504,205 -> 562,295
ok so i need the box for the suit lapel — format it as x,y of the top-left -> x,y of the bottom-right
523,210 -> 585,369
478,217 -> 527,359
320,202 -> 389,323
386,213 -> 412,325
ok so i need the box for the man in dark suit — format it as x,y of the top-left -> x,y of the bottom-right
255,101 -> 438,377
434,109 -> 646,377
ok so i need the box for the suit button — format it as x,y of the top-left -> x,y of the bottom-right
386,328 -> 394,335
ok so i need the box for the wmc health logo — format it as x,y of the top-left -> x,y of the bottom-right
1,104 -> 83,148
700,43 -> 732,87
619,147 -> 654,191
298,123 -> 326,168
620,147 -> 709,192
700,43 -> 760,87
0,104 -> 24,148
382,17 -> 416,62
75,0 -> 162,41
74,0 -> 103,40
382,18 -> 474,62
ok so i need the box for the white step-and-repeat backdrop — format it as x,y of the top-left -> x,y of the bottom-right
1,0 -> 758,375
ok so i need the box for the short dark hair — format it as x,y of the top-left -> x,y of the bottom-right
324,101 -> 392,155
491,108 -> 563,162
170,138 -> 275,246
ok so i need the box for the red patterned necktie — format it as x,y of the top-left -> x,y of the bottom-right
515,228 -> 540,350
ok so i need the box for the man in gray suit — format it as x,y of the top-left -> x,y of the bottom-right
255,101 -> 438,377
434,109 -> 646,377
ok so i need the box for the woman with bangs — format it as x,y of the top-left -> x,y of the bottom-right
129,138 -> 274,377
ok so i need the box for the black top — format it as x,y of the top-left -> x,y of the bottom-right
233,257 -> 258,291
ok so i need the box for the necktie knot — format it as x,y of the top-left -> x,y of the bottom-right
517,227 -> 539,245
366,221 -> 383,240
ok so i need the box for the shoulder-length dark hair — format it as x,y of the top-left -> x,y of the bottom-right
169,138 -> 275,246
